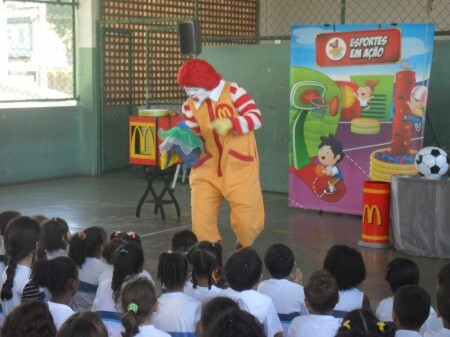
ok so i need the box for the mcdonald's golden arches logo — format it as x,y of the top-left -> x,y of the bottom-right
215,103 -> 234,119
362,204 -> 381,225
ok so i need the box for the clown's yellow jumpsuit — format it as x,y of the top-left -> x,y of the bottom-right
182,81 -> 264,247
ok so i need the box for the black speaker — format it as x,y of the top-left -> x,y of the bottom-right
178,20 -> 202,56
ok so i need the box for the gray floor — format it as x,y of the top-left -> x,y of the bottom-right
0,167 -> 447,310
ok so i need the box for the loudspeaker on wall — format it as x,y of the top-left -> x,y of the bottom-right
178,20 -> 202,56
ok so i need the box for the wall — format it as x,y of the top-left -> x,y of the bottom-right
1,39 -> 449,189
424,39 -> 450,152
0,105 -> 81,184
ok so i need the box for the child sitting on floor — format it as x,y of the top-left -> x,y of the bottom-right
287,270 -> 340,337
220,248 -> 283,337
69,226 -> 107,312
257,243 -> 306,336
424,278 -> 450,337
184,247 -> 222,303
30,256 -> 79,330
393,285 -> 431,337
323,244 -> 371,318
119,276 -> 170,337
152,251 -> 201,337
376,258 -> 420,322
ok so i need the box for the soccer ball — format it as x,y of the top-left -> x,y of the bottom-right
414,147 -> 449,179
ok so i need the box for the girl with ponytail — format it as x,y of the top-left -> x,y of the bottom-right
68,226 -> 107,311
0,216 -> 40,316
184,247 -> 222,303
120,276 -> 170,337
152,251 -> 201,337
92,242 -> 145,336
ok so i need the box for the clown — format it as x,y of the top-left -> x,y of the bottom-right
177,59 -> 264,249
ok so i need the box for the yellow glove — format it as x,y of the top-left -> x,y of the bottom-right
209,118 -> 233,136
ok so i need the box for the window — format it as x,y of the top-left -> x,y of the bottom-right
1,0 -> 77,102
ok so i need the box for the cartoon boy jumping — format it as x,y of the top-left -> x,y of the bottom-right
317,134 -> 345,195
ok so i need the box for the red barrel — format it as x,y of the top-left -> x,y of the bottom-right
358,181 -> 390,248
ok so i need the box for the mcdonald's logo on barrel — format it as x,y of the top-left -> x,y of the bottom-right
358,181 -> 391,248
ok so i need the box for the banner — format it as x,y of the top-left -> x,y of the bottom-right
288,23 -> 434,215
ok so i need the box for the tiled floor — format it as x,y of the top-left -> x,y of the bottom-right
0,167 -> 447,310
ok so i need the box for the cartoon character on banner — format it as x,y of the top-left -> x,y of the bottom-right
353,79 -> 380,111
314,134 -> 346,201
405,85 -> 428,131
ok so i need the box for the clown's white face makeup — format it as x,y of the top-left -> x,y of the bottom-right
184,87 -> 211,103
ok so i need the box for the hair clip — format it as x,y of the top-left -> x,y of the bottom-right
343,320 -> 351,330
77,231 -> 86,240
114,231 -> 122,237
127,302 -> 138,313
127,231 -> 136,239
119,247 -> 128,254
377,322 -> 385,333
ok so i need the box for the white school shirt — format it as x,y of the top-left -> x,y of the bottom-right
152,292 -> 201,336
421,312 -> 444,334
92,279 -> 118,312
377,295 -> 437,331
395,330 -> 422,337
257,278 -> 306,314
287,314 -> 340,337
112,324 -> 171,337
98,266 -> 155,284
424,328 -> 450,337
183,281 -> 222,303
70,257 -> 107,312
45,249 -> 68,260
334,288 -> 364,314
375,296 -> 394,321
48,301 -> 75,330
257,278 -> 307,337
1,264 -> 31,315
220,287 -> 283,337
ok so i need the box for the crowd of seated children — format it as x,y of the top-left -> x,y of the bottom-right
2,216 -> 450,337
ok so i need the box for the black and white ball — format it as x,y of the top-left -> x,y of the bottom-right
414,146 -> 449,179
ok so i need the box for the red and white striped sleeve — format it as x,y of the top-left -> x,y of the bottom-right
181,101 -> 202,136
229,82 -> 263,135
